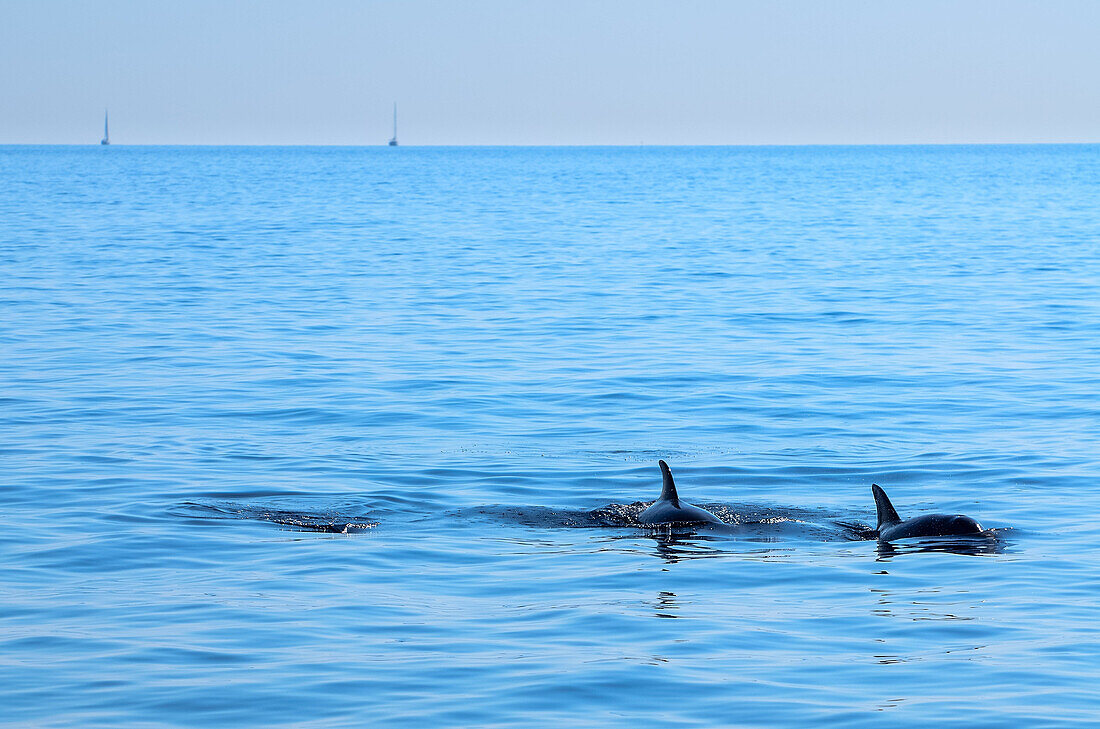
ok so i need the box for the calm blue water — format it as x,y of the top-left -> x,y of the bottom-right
2,145 -> 1099,727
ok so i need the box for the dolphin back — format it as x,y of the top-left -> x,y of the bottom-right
878,513 -> 985,541
871,484 -> 987,541
638,460 -> 721,525
639,499 -> 721,525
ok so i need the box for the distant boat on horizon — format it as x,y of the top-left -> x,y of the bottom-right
100,110 -> 110,145
388,103 -> 398,146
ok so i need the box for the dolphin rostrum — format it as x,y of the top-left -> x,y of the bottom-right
872,483 -> 985,541
638,460 -> 723,525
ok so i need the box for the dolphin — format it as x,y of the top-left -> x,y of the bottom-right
638,460 -> 723,525
871,483 -> 984,541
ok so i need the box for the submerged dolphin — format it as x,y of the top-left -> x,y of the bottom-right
872,483 -> 984,541
638,460 -> 723,525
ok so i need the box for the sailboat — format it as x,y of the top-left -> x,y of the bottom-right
100,110 -> 110,145
388,103 -> 398,146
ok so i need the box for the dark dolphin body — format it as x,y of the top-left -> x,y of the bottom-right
638,460 -> 723,525
872,483 -> 984,541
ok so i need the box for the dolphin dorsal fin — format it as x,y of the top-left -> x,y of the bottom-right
871,484 -> 901,529
658,460 -> 681,508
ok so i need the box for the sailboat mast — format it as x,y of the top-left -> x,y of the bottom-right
393,103 -> 397,138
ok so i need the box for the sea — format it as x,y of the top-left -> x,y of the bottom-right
2,144 -> 1099,727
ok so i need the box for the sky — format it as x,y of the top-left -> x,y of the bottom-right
2,0 -> 1099,145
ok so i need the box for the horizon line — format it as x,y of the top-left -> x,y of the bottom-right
4,141 -> 1100,148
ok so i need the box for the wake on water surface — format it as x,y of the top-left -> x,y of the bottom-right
175,498 -> 879,542
172,494 -> 1014,558
185,501 -> 1015,565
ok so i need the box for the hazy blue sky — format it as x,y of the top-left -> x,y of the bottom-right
3,0 -> 1099,145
